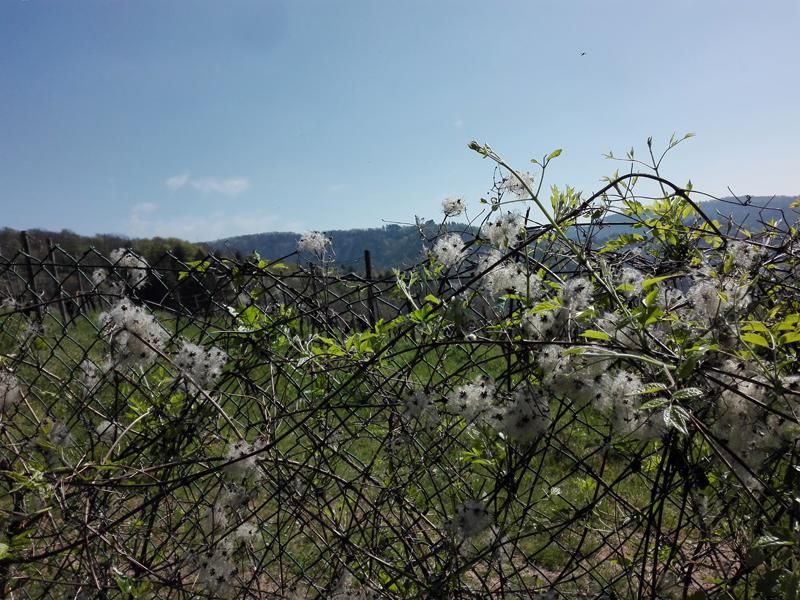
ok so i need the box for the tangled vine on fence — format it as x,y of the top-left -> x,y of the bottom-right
1,139 -> 800,599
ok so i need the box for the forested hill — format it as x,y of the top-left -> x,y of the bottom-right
210,195 -> 798,271
2,195 -> 795,272
0,228 -> 208,263
208,222 -> 459,272
692,195 -> 798,228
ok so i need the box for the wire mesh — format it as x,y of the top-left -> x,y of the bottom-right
1,184 -> 799,599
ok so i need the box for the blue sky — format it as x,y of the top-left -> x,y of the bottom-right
1,0 -> 798,241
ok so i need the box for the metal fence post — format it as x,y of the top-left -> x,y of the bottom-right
46,238 -> 69,329
19,230 -> 43,326
364,249 -> 378,329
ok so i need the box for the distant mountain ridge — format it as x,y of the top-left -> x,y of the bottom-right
4,196 -> 793,274
692,195 -> 798,228
209,195 -> 799,271
207,222 -> 451,272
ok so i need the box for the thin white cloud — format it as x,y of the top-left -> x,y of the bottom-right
190,177 -> 250,195
328,183 -> 346,192
129,208 -> 285,242
453,119 -> 464,128
165,173 -> 190,191
164,174 -> 251,196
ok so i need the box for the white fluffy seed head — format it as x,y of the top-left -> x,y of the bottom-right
0,369 -> 22,411
432,233 -> 467,267
222,438 -> 266,485
91,269 -> 107,287
194,545 -> 239,597
593,371 -> 664,441
174,339 -> 228,389
728,240 -> 765,271
561,276 -> 593,314
489,384 -> 551,444
99,299 -> 168,369
403,389 -> 440,430
477,250 -> 541,298
595,312 -> 639,350
109,248 -> 150,289
500,171 -> 535,199
297,231 -> 331,256
654,287 -> 686,311
203,503 -> 229,531
686,280 -> 723,321
539,345 -> 609,404
712,371 -> 774,464
615,266 -> 645,296
484,212 -> 524,249
523,308 -> 564,341
234,522 -> 259,542
79,360 -> 102,395
442,197 -> 466,217
448,375 -> 496,422
687,276 -> 750,323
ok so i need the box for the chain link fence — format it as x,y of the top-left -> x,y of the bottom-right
1,178 -> 800,599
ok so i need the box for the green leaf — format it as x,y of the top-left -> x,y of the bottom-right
637,383 -> 669,395
780,332 -> 800,345
753,534 -> 794,548
642,273 -> 683,290
238,305 -> 265,329
663,405 -> 689,435
741,321 -> 769,333
775,314 -> 800,331
642,305 -> 664,326
410,304 -> 436,324
599,233 -> 647,254
580,329 -> 611,341
546,148 -> 563,161
561,346 -> 589,356
740,332 -> 770,349
672,387 -> 704,401
639,397 -> 670,410
643,287 -> 659,307
0,542 -> 9,560
531,299 -> 562,313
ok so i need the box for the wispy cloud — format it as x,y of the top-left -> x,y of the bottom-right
165,173 -> 190,191
129,208 -> 291,242
164,174 -> 251,196
190,177 -> 250,195
453,119 -> 464,128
